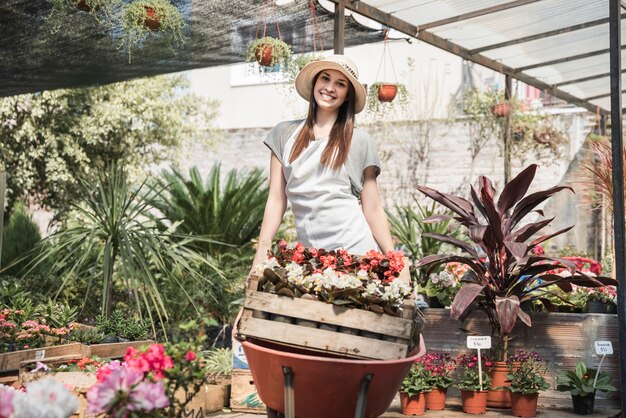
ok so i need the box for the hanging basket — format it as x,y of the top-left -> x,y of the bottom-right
75,0 -> 92,11
490,102 -> 512,118
255,43 -> 274,67
377,83 -> 398,103
142,6 -> 161,31
246,37 -> 291,68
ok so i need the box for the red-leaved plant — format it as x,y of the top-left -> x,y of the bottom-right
415,164 -> 618,360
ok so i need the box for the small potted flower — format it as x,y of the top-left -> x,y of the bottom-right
120,0 -> 185,63
421,352 -> 456,410
400,360 -> 432,416
424,262 -> 466,307
586,286 -> 617,314
455,353 -> 493,414
504,350 -> 550,417
245,36 -> 292,68
556,361 -> 617,415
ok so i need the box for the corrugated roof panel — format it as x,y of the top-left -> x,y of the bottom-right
589,95 -> 621,111
523,53 -> 626,85
366,0 -> 511,27
559,75 -> 621,100
429,0 -> 606,50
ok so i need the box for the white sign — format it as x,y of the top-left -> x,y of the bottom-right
467,336 -> 492,349
594,341 -> 613,355
34,350 -> 45,360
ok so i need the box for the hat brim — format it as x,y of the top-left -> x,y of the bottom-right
294,61 -> 367,114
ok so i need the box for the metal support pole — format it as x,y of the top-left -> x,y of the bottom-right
282,366 -> 295,418
0,172 -> 5,270
503,75 -> 512,184
609,1 -> 626,415
334,1 -> 345,55
354,373 -> 373,418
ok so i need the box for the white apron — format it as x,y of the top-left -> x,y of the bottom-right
282,123 -> 379,254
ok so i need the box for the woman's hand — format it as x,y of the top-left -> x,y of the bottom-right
361,166 -> 394,253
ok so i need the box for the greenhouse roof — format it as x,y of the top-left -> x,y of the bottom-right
326,0 -> 620,115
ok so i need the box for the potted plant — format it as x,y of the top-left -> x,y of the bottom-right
400,360 -> 432,416
585,286 -> 617,314
415,164 -> 618,406
490,101 -> 512,118
424,262 -> 466,307
245,36 -> 292,68
456,353 -> 493,414
49,0 -> 121,29
421,352 -> 456,410
504,350 -> 550,417
120,0 -> 185,63
556,361 -> 617,415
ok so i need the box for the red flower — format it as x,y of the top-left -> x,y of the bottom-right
185,351 -> 197,362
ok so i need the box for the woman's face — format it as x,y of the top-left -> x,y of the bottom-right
313,69 -> 350,113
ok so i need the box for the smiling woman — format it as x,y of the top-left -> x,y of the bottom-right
251,55 -> 394,272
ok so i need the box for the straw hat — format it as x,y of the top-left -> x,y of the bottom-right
294,54 -> 367,113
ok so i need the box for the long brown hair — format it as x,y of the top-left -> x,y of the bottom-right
288,72 -> 356,170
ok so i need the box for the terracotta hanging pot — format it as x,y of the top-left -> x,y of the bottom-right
143,6 -> 161,32
490,102 -> 512,117
377,83 -> 398,102
488,361 -> 514,408
460,390 -> 489,414
424,387 -> 447,410
400,391 -> 426,416
254,44 -> 274,67
510,392 -> 539,417
75,0 -> 92,11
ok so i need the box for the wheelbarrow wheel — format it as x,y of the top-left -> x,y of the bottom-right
266,407 -> 285,418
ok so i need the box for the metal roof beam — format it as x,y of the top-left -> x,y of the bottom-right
516,46 -> 626,72
554,69 -> 626,87
416,0 -> 540,31
328,0 -> 610,115
584,89 -> 626,101
471,16 -> 623,55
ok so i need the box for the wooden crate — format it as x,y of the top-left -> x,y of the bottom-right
237,260 -> 421,360
89,340 -> 153,359
0,343 -> 90,372
175,381 -> 231,416
230,368 -> 266,414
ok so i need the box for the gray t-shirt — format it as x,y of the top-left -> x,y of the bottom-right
263,119 -> 381,198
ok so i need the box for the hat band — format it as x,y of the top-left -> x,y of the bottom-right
327,61 -> 358,79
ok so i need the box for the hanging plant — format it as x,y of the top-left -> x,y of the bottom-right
120,0 -> 185,63
366,82 -> 409,117
490,102 -> 512,118
245,36 -> 292,68
48,0 -> 121,29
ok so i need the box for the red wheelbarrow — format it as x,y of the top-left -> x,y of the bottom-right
238,335 -> 426,418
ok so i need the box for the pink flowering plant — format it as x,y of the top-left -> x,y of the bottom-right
401,360 -> 433,396
425,262 -> 467,306
455,353 -> 493,392
587,285 -> 617,306
254,240 -> 411,315
0,308 -> 76,352
504,350 -> 550,394
421,352 -> 457,389
87,341 -> 212,418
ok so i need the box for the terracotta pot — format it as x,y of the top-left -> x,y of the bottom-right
487,361 -> 512,408
461,390 -> 488,414
511,392 -> 539,417
572,392 -> 595,415
424,387 -> 447,410
75,0 -> 91,11
490,102 -> 511,117
255,44 -> 274,67
400,391 -> 426,416
143,6 -> 161,32
377,84 -> 398,102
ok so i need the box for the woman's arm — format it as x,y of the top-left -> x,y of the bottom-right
361,166 -> 394,253
251,153 -> 288,270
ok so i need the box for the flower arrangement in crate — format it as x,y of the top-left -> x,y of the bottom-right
254,240 -> 411,315
425,262 -> 467,306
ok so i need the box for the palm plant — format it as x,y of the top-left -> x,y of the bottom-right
416,164 -> 618,360
387,198 -> 459,283
152,165 -> 269,257
10,164 -> 224,330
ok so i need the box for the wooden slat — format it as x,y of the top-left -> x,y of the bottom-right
239,316 -> 407,360
89,340 -> 153,359
230,369 -> 266,413
244,291 -> 412,338
0,343 -> 89,371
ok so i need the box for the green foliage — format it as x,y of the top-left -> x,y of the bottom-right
49,0 -> 121,29
96,311 -> 151,341
203,348 -> 233,378
0,74 -> 219,214
38,300 -> 78,329
505,350 -> 550,394
386,198 -> 458,284
1,201 -> 41,275
67,327 -> 105,344
120,0 -> 186,63
401,361 -> 432,396
556,361 -> 617,396
15,165 -> 226,331
245,36 -> 292,68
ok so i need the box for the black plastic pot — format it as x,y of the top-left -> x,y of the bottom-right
587,301 -> 615,314
572,392 -> 595,415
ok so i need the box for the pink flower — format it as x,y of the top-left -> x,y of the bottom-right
129,380 -> 169,411
185,351 -> 197,362
0,385 -> 15,418
87,367 -> 144,414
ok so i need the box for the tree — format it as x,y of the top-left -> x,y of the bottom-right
0,74 -> 219,216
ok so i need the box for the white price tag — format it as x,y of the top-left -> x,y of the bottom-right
467,336 -> 492,349
594,341 -> 613,355
34,350 -> 45,360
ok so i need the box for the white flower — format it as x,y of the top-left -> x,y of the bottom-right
430,273 -> 440,284
13,377 -> 79,418
357,269 -> 369,280
285,262 -> 305,284
254,257 -> 280,276
363,280 -> 383,297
